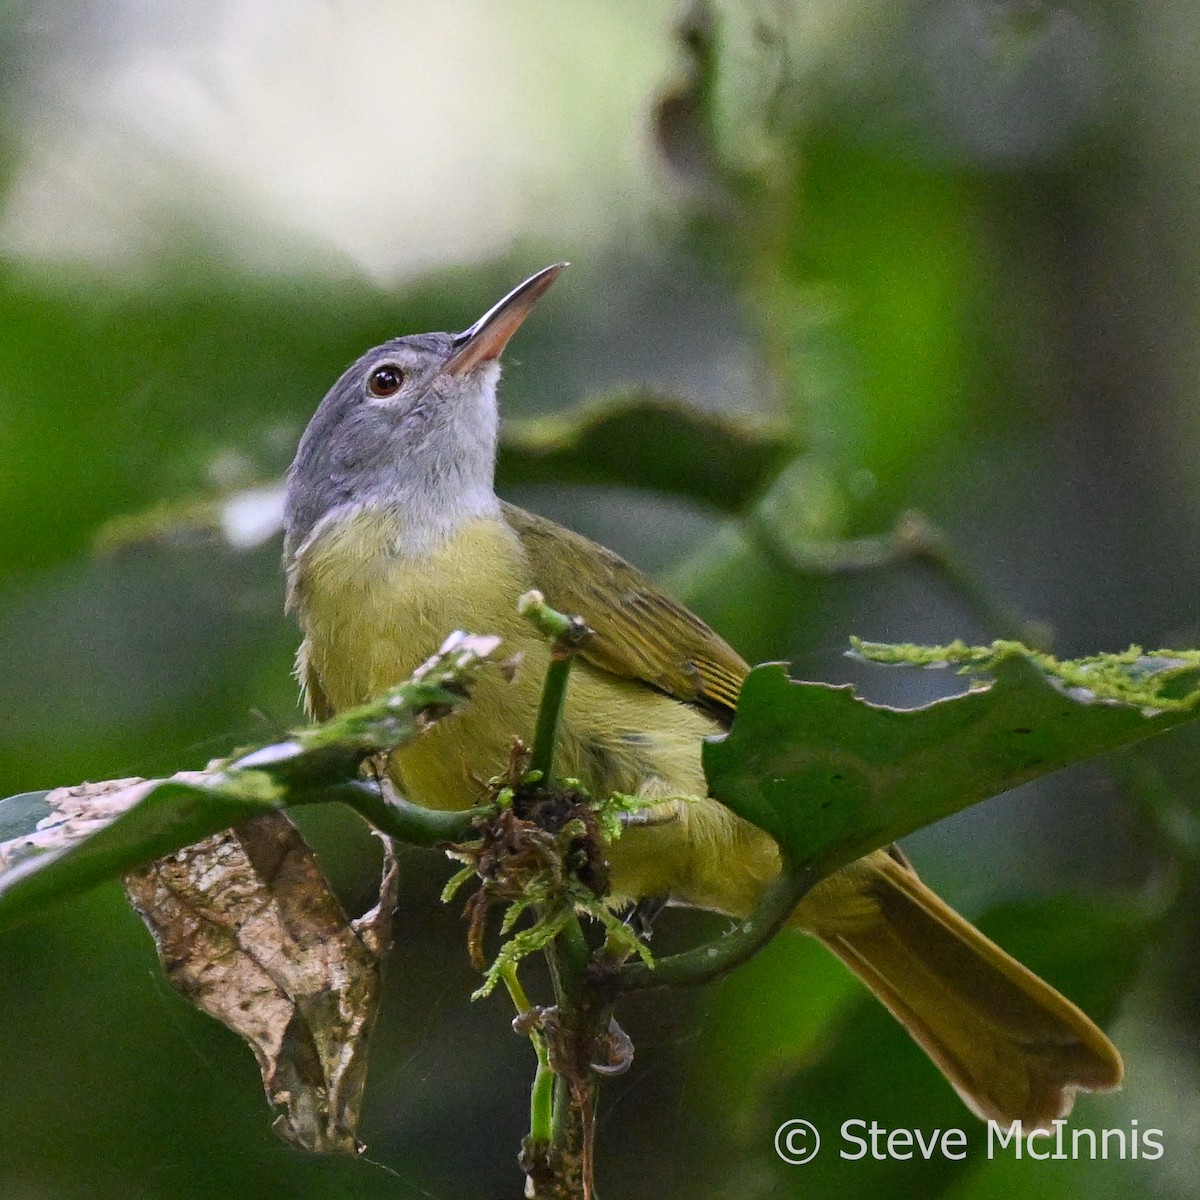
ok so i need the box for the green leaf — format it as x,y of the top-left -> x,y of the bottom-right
0,791 -> 54,843
0,630 -> 503,930
703,642 -> 1200,874
496,391 -> 798,513
0,778 -> 284,931
94,395 -> 798,553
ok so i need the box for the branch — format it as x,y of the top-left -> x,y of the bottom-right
230,631 -> 504,790
613,858 -> 817,991
295,780 -> 481,848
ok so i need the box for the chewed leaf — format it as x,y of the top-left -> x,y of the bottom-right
853,639 -> 1200,713
704,642 -> 1200,876
125,812 -> 396,1153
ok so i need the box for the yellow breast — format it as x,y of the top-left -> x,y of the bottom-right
289,507 -> 780,906
293,509 -> 545,804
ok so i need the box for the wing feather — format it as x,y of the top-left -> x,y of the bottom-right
503,502 -> 748,726
295,638 -> 335,723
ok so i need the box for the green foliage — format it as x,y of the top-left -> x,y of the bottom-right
706,643 -> 1200,874
0,633 -> 498,931
497,391 -> 797,513
2,2 -> 1198,1198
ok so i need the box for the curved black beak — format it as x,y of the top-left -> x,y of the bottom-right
445,262 -> 567,376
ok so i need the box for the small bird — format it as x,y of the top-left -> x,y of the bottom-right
283,264 -> 1123,1127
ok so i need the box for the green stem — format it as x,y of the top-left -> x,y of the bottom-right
551,1075 -> 573,1148
540,915 -> 593,1162
551,915 -> 592,1009
616,858 -> 816,990
514,591 -> 601,1192
303,780 -> 482,847
529,1048 -> 555,1149
502,964 -> 554,1148
530,655 -> 574,782
519,590 -> 590,783
517,588 -> 593,1011
745,509 -> 904,574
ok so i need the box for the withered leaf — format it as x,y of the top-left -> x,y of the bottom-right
124,811 -> 398,1154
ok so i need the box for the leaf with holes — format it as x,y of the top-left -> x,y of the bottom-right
704,641 -> 1200,873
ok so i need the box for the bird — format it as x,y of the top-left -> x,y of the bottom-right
282,263 -> 1123,1128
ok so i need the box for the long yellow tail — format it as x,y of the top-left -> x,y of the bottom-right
793,850 -> 1124,1128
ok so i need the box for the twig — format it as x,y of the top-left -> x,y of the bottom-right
228,631 -> 505,798
502,965 -> 555,1148
299,780 -> 481,848
511,591 -> 604,1199
614,858 -> 817,991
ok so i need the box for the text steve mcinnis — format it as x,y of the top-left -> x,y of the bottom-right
835,1118 -> 1164,1161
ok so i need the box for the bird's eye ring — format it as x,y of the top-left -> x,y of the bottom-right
367,364 -> 405,397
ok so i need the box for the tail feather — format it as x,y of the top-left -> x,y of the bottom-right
795,852 -> 1124,1129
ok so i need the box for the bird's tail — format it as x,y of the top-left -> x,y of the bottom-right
793,849 -> 1124,1128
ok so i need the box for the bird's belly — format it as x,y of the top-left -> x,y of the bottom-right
295,513 -> 547,807
293,511 -> 712,807
292,509 -> 781,907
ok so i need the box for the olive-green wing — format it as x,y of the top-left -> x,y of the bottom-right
503,502 -> 748,726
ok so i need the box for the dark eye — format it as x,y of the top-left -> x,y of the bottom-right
367,364 -> 405,397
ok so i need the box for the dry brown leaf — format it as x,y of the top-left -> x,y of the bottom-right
124,811 -> 397,1154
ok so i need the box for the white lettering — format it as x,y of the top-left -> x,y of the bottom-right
822,1117 -> 1161,1164
1102,1127 -> 1127,1159
1052,1118 -> 1069,1160
988,1120 -> 1023,1157
941,1129 -> 968,1160
1072,1127 -> 1097,1157
840,1119 -> 867,1160
1140,1128 -> 1164,1160
913,1128 -> 941,1158
1026,1128 -> 1052,1160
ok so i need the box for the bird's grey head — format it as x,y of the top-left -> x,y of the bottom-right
284,263 -> 565,564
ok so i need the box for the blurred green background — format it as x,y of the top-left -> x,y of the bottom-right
3,1 -> 1200,1197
